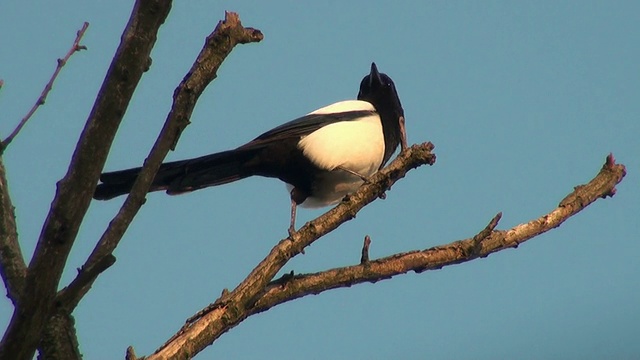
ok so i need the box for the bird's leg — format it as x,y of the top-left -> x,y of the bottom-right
288,197 -> 297,237
399,115 -> 408,152
288,188 -> 307,237
337,166 -> 370,182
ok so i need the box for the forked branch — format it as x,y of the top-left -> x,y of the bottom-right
250,154 -> 625,312
147,153 -> 624,360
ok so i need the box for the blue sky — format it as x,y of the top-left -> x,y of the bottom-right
1,1 -> 639,359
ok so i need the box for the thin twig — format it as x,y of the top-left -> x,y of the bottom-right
361,235 -> 371,264
471,212 -> 502,255
1,22 -> 89,152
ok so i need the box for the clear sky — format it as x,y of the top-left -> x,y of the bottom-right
1,1 -> 639,359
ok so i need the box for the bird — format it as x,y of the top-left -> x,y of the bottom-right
94,62 -> 406,235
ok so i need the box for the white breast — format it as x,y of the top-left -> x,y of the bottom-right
293,100 -> 385,208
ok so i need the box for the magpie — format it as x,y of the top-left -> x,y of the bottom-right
94,63 -> 406,234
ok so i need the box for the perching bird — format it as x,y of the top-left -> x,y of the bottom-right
94,63 -> 406,235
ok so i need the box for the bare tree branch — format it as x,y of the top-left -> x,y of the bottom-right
0,22 -> 89,154
149,152 -> 624,360
56,10 -> 263,314
148,142 -> 437,359
249,153 -> 626,313
0,1 -> 173,359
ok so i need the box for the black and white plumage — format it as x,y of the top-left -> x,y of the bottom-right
94,63 -> 405,234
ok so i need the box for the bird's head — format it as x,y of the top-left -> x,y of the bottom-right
357,62 -> 404,119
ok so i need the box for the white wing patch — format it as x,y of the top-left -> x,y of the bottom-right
298,112 -> 384,173
293,100 -> 385,208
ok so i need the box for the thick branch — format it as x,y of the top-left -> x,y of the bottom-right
148,142 -> 437,360
0,157 -> 24,305
0,23 -> 89,154
0,2 -> 173,359
37,311 -> 81,360
56,11 -> 263,314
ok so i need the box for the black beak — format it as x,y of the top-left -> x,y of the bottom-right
369,62 -> 383,88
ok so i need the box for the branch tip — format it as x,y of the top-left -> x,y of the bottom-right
424,141 -> 435,152
361,235 -> 372,264
224,11 -> 239,23
490,212 -> 502,228
605,153 -> 616,168
471,212 -> 502,254
125,346 -> 137,360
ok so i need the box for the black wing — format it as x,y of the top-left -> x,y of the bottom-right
237,110 -> 376,150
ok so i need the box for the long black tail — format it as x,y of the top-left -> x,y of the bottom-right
94,148 -> 259,200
